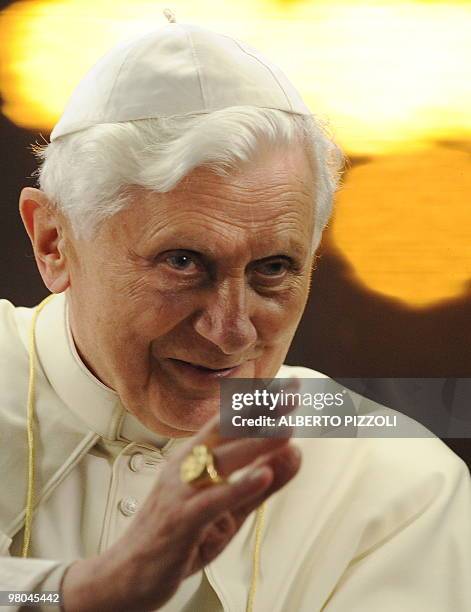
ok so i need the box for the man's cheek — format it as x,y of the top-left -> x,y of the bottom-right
258,303 -> 301,339
134,295 -> 191,335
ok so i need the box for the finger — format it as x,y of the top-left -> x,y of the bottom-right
196,511 -> 238,566
227,443 -> 302,529
185,441 -> 300,524
211,436 -> 291,477
242,442 -> 302,505
172,428 -> 292,495
192,444 -> 302,558
181,445 -> 301,574
184,463 -> 274,529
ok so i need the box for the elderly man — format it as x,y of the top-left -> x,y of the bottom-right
1,15 -> 470,612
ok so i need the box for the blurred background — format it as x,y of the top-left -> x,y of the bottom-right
0,0 -> 470,462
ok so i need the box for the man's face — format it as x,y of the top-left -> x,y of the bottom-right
64,144 -> 316,437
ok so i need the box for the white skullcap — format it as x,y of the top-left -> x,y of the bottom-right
50,12 -> 311,141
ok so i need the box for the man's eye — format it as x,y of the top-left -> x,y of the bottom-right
165,253 -> 198,271
254,260 -> 289,277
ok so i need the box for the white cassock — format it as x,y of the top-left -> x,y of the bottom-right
0,292 -> 470,611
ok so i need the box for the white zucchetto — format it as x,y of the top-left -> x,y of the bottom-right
50,14 -> 311,141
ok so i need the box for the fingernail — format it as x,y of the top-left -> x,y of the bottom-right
291,444 -> 301,461
249,467 -> 268,482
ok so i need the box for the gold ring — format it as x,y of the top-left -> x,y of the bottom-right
180,444 -> 225,487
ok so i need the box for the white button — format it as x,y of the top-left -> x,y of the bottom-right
119,496 -> 138,517
129,453 -> 145,472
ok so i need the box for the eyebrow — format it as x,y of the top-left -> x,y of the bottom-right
146,239 -> 308,260
137,223 -> 310,259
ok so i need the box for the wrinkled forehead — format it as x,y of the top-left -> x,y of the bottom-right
117,149 -> 316,258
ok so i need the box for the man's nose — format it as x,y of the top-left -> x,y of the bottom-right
192,278 -> 257,355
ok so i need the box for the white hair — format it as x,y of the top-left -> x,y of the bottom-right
32,106 -> 345,250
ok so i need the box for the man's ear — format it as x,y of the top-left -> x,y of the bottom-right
19,187 -> 70,293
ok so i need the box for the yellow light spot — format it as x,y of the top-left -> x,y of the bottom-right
0,1 -> 470,154
331,146 -> 471,307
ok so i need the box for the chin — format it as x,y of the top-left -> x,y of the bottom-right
153,396 -> 219,435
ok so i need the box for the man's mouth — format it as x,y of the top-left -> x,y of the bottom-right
165,358 -> 246,381
169,358 -> 241,372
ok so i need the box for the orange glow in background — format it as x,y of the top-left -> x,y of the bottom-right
0,0 -> 470,307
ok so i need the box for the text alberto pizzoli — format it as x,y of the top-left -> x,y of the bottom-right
230,389 -> 397,429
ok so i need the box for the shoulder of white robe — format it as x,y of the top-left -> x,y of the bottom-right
0,298 -> 98,538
